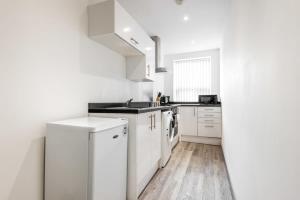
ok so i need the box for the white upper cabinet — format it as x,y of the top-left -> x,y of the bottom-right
88,0 -> 155,81
114,1 -> 147,55
126,42 -> 155,82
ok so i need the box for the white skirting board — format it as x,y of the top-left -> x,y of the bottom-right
181,135 -> 221,145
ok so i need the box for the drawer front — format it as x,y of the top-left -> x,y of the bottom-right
198,112 -> 221,119
198,118 -> 221,124
198,107 -> 221,113
198,124 -> 222,138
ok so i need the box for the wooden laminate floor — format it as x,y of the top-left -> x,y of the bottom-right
139,142 -> 234,200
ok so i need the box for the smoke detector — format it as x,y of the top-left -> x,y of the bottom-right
175,0 -> 184,5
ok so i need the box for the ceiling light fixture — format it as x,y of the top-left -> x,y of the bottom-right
123,27 -> 131,33
145,47 -> 152,51
183,15 -> 189,21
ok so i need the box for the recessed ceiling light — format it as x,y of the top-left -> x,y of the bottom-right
123,27 -> 131,33
183,15 -> 189,21
145,47 -> 152,51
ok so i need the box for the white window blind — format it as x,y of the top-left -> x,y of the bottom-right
173,57 -> 212,102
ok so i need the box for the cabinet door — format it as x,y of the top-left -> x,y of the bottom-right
114,0 -> 137,47
126,40 -> 155,82
197,107 -> 222,138
150,111 -> 161,163
90,125 -> 127,200
145,41 -> 155,81
179,107 -> 198,136
136,113 -> 152,186
126,42 -> 154,82
131,23 -> 147,54
198,107 -> 221,113
115,1 -> 147,54
197,124 -> 222,138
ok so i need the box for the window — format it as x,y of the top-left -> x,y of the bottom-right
173,57 -> 212,102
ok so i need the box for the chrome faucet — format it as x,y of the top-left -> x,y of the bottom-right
126,98 -> 133,107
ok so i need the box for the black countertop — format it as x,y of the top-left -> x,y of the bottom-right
88,102 -> 178,114
89,102 -> 221,114
89,104 -> 171,114
170,102 -> 222,107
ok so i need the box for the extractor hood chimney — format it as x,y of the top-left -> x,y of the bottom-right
151,36 -> 167,73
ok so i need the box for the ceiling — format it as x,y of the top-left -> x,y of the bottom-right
117,0 -> 229,55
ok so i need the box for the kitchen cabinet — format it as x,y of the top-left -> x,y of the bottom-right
179,106 -> 222,144
126,41 -> 155,81
197,107 -> 222,138
136,111 -> 161,194
88,0 -> 153,55
198,107 -> 221,113
88,0 -> 155,82
197,124 -> 222,137
89,111 -> 161,200
179,107 -> 198,136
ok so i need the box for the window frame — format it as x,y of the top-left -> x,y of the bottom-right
172,56 -> 212,102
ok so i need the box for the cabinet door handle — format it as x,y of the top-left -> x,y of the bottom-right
130,37 -> 139,45
147,65 -> 150,76
204,120 -> 214,122
204,114 -> 214,117
205,125 -> 214,128
113,135 -> 119,139
194,108 -> 196,116
149,115 -> 153,131
153,114 -> 156,129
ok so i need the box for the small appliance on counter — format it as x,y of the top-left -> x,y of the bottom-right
160,96 -> 170,105
198,95 -> 219,104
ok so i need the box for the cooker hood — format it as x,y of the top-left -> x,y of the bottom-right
151,36 -> 167,73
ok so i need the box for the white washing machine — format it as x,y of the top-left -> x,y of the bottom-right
161,110 -> 174,167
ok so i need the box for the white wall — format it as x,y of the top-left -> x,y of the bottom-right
164,49 -> 221,101
152,73 -> 165,99
221,0 -> 300,199
0,0 -> 152,199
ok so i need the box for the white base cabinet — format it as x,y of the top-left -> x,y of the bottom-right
178,106 -> 198,136
179,106 -> 222,143
136,111 -> 161,194
89,111 -> 161,200
197,107 -> 222,138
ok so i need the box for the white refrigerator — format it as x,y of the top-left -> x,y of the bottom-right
45,117 -> 128,200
